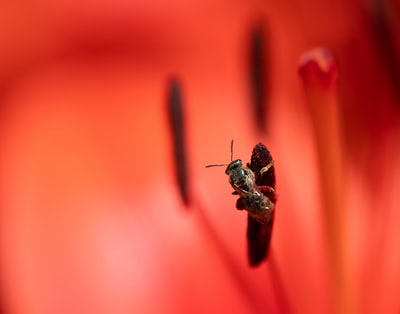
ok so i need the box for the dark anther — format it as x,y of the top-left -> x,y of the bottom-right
367,0 -> 400,103
247,143 -> 276,266
167,78 -> 190,207
249,143 -> 275,194
247,214 -> 273,266
249,24 -> 270,133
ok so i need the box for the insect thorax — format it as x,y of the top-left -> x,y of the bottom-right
228,167 -> 255,194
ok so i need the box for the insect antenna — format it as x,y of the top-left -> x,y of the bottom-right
205,139 -> 235,168
230,139 -> 234,161
205,163 -> 228,168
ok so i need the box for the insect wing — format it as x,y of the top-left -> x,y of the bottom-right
247,143 -> 276,266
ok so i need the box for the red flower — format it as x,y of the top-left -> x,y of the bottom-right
0,1 -> 399,313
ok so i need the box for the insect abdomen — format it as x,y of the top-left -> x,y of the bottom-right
242,192 -> 273,223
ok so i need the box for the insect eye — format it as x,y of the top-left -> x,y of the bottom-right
225,159 -> 242,174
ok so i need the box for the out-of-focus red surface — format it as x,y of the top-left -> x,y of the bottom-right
0,0 -> 399,313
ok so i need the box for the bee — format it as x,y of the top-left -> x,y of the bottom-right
206,140 -> 276,266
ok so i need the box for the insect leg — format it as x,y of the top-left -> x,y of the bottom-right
236,198 -> 246,210
259,160 -> 274,175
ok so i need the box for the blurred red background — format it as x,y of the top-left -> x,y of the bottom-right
0,0 -> 399,313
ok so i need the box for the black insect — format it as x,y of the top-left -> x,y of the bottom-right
206,140 -> 276,266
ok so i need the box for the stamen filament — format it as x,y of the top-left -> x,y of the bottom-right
299,48 -> 353,313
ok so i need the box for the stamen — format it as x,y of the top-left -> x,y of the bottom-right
299,48 -> 353,313
167,78 -> 190,206
248,24 -> 270,133
365,0 -> 400,101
